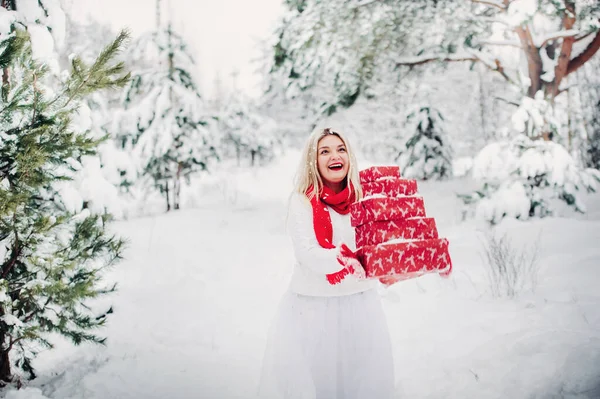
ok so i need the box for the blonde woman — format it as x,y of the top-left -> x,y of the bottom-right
258,128 -> 395,399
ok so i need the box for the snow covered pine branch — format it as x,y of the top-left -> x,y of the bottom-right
0,2 -> 130,384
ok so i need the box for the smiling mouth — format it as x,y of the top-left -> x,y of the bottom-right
328,163 -> 344,171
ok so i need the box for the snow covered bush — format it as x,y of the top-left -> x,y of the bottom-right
480,231 -> 541,298
395,105 -> 452,180
461,134 -> 600,224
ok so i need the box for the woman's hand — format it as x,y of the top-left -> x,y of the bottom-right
336,243 -> 366,279
379,274 -> 415,287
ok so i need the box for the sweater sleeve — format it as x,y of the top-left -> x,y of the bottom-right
287,193 -> 345,274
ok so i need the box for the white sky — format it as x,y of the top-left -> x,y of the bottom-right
63,0 -> 284,98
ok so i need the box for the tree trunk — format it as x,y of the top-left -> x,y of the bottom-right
0,0 -> 16,10
1,0 -> 13,102
0,306 -> 12,385
478,65 -> 489,141
174,163 -> 182,210
165,182 -> 171,212
551,1 -> 577,98
0,349 -> 10,385
155,0 -> 161,29
1,67 -> 8,101
515,26 -> 543,98
567,88 -> 573,153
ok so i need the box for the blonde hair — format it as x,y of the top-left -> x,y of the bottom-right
294,127 -> 363,201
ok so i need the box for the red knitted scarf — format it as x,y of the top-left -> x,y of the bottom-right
307,182 -> 356,284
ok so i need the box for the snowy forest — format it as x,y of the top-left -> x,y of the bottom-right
1,0 -> 600,398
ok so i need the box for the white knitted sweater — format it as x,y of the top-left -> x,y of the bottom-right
286,193 -> 377,297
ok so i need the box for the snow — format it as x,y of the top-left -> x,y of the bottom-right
1,314 -> 22,327
534,29 -> 581,48
0,287 -> 9,303
475,180 -> 531,222
3,149 -> 599,399
0,8 -> 17,35
27,24 -> 55,64
75,156 -> 123,218
42,0 -> 66,49
504,0 -> 537,28
362,193 -> 388,200
54,181 -> 84,214
452,156 -> 473,178
70,103 -> 93,135
5,388 -> 50,399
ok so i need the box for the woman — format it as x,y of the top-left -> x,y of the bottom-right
258,128 -> 395,399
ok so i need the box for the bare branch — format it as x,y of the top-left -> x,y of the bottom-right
460,17 -> 510,26
490,58 -> 516,85
575,30 -> 594,43
524,25 -> 537,48
567,29 -> 600,76
515,25 -> 543,96
471,0 -> 507,10
396,54 -> 478,67
538,29 -> 581,48
478,39 -> 523,48
396,51 -> 517,85
351,0 -> 384,9
494,96 -> 520,107
552,1 -> 577,96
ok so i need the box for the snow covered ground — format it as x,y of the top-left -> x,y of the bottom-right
4,150 -> 600,399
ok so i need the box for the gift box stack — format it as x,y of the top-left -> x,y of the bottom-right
351,166 -> 452,280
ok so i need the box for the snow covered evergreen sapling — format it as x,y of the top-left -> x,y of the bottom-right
395,105 -> 452,180
116,25 -> 217,211
218,95 -> 278,167
0,28 -> 129,384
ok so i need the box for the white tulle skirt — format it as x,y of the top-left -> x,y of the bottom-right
257,289 -> 395,399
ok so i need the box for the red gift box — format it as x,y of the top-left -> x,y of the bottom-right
359,166 -> 401,184
350,197 -> 426,227
355,217 -> 438,248
357,238 -> 452,278
349,165 -> 453,283
362,178 -> 418,198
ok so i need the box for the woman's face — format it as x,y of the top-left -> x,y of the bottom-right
316,134 -> 350,192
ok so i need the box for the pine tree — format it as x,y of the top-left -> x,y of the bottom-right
115,25 -> 217,211
0,23 -> 130,384
395,105 -> 452,180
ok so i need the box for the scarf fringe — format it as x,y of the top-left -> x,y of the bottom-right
326,266 -> 354,285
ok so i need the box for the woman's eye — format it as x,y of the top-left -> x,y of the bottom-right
320,150 -> 328,155
339,148 -> 346,152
